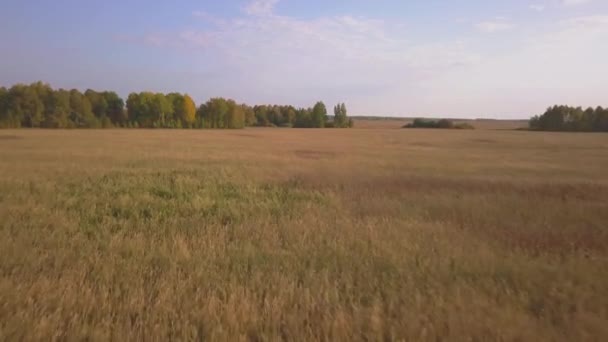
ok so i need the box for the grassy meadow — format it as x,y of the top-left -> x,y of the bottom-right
0,126 -> 607,340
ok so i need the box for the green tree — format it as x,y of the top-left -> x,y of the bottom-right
166,92 -> 182,126
0,80 -> 360,131
104,91 -> 126,125
311,101 -> 327,128
284,107 -> 296,126
170,94 -> 196,127
196,102 -> 208,128
127,92 -> 163,127
580,107 -> 596,131
225,100 -> 245,129
536,106 -> 565,131
4,85 -> 27,127
202,98 -> 229,128
530,105 -> 608,132
243,104 -> 256,126
69,89 -> 98,128
0,87 -> 9,127
152,93 -> 173,127
126,93 -> 142,124
294,108 -> 312,128
9,83 -> 46,127
43,89 -> 71,128
254,105 -> 270,127
85,89 -> 109,119
333,103 -> 349,128
595,106 -> 608,132
268,106 -> 284,126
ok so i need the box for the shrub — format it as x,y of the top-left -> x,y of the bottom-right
454,123 -> 474,130
404,118 -> 472,129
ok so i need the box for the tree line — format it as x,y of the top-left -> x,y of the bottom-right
530,105 -> 608,132
404,118 -> 473,129
0,82 -> 353,129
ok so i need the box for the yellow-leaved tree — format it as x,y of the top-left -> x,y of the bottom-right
182,94 -> 196,127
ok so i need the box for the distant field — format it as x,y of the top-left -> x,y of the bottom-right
1,129 -> 607,340
352,117 -> 528,130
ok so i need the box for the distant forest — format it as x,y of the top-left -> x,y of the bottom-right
0,82 -> 353,129
530,105 -> 608,132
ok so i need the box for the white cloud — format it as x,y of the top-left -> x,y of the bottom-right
173,1 -> 481,109
425,15 -> 608,117
128,1 -> 608,117
192,11 -> 227,26
529,4 -> 546,11
560,15 -> 608,26
475,19 -> 514,33
243,0 -> 280,16
562,0 -> 592,6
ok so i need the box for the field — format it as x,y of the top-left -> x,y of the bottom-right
1,126 -> 607,340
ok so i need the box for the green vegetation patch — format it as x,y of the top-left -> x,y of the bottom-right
404,118 -> 474,129
58,170 -> 330,230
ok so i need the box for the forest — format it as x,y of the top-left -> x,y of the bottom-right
530,105 -> 608,132
0,82 -> 353,129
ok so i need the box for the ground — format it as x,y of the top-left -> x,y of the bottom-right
0,126 -> 607,340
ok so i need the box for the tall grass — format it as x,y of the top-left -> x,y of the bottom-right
0,129 -> 607,340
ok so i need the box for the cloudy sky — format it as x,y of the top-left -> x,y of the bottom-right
1,0 -> 607,118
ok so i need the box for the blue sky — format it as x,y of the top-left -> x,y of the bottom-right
1,0 -> 607,118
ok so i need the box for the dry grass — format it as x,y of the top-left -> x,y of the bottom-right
0,128 -> 607,341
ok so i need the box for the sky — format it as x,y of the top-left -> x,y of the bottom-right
1,0 -> 607,118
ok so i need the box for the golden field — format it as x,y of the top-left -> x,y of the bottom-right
0,127 -> 607,341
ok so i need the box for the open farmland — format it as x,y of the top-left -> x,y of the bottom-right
1,127 -> 607,340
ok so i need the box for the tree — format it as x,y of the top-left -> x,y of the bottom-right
311,101 -> 327,128
243,105 -> 256,126
333,103 -> 349,128
196,102 -> 208,128
284,107 -> 296,127
254,105 -> 270,127
127,92 -> 168,127
225,100 -> 245,129
529,105 -> 608,132
596,106 -> 608,132
202,98 -> 229,128
126,93 -> 142,124
0,87 -> 8,127
151,93 -> 173,127
0,80 -> 360,130
3,85 -> 25,127
8,83 -> 45,127
166,92 -> 182,125
43,89 -> 71,128
69,89 -> 98,128
104,91 -> 126,125
170,94 -> 196,127
535,106 -> 565,131
294,108 -> 312,128
580,107 -> 596,131
85,89 -> 109,119
136,92 -> 155,127
268,106 -> 284,126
